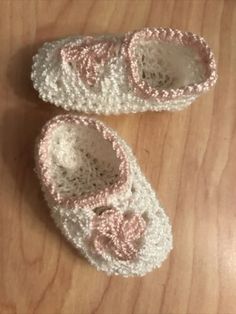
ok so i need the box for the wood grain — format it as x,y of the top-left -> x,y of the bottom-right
0,0 -> 236,313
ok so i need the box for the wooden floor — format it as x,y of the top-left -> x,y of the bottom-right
0,1 -> 236,313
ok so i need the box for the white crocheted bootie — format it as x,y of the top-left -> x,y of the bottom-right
35,114 -> 173,276
32,28 -> 217,114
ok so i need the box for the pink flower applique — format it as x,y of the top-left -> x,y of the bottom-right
61,38 -> 120,87
91,208 -> 146,261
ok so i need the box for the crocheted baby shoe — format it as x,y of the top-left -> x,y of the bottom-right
32,28 -> 217,114
35,114 -> 172,276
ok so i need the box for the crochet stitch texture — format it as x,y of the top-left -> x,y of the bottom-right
31,28 -> 217,114
35,115 -> 173,276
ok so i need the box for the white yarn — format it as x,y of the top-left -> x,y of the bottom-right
37,117 -> 173,276
48,124 -> 120,198
31,35 -> 203,114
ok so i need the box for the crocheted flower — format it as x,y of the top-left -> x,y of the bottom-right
61,38 -> 119,87
92,208 -> 146,261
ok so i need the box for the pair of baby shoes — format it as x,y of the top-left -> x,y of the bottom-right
32,28 -> 217,276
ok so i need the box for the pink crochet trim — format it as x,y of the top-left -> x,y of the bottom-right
92,208 -> 146,261
61,38 -> 120,87
122,28 -> 217,101
35,115 -> 131,209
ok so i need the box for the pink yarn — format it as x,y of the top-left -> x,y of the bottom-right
61,38 -> 119,87
92,208 -> 146,261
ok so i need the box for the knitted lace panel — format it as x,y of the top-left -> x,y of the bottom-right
135,40 -> 205,90
47,124 -> 120,199
36,115 -> 130,209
